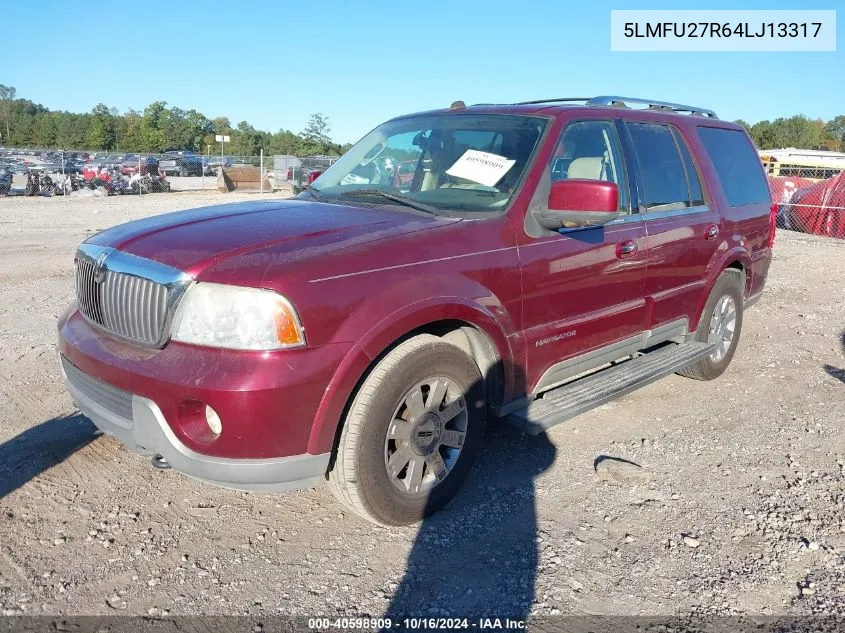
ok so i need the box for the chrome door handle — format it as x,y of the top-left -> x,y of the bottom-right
616,240 -> 638,258
705,224 -> 720,240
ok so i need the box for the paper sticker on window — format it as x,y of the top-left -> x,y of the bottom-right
445,150 -> 516,187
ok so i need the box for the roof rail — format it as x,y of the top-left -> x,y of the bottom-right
515,97 -> 591,105
587,96 -> 718,119
513,96 -> 718,119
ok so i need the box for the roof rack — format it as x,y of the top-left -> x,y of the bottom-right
515,97 -> 593,105
514,95 -> 718,119
589,96 -> 718,118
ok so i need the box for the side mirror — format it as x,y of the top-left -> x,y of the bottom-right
538,179 -> 619,230
307,169 -> 324,184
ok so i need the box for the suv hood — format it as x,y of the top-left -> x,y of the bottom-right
86,199 -> 454,280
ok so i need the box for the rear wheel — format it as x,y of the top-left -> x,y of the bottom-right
328,335 -> 486,526
678,268 -> 744,381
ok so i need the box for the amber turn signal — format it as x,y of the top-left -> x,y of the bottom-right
274,300 -> 305,346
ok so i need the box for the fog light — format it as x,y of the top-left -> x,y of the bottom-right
205,405 -> 222,435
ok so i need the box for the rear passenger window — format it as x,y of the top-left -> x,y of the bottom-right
697,127 -> 771,207
626,122 -> 695,212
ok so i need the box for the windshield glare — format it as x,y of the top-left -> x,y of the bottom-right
308,114 -> 547,213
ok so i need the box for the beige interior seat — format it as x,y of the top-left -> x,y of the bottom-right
567,157 -> 607,181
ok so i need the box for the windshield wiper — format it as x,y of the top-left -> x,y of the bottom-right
340,189 -> 439,215
302,184 -> 323,202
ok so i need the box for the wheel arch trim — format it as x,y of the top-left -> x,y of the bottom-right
694,247 -> 750,331
306,297 -> 514,457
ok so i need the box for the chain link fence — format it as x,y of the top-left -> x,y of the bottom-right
766,163 -> 845,240
3,146 -> 844,242
0,147 -> 339,198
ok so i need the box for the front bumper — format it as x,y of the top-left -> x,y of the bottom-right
61,354 -> 330,492
59,306 -> 351,458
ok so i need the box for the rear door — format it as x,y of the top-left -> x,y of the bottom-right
520,118 -> 649,394
623,121 -> 721,333
696,126 -> 774,298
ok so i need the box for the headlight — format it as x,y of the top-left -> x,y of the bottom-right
171,283 -> 305,350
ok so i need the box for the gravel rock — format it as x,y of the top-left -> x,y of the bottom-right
682,535 -> 701,548
0,200 -> 842,618
594,457 -> 653,485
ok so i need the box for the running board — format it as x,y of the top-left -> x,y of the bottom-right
507,342 -> 715,435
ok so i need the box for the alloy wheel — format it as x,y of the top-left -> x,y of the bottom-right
708,295 -> 737,363
383,377 -> 468,497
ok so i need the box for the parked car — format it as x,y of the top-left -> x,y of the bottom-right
1,158 -> 28,173
120,155 -> 159,175
394,159 -> 417,188
51,157 -> 86,174
0,165 -> 11,194
286,165 -> 324,189
159,151 -> 203,177
88,154 -> 127,169
58,96 -> 774,526
83,154 -> 128,181
202,155 -> 233,175
286,156 -> 338,192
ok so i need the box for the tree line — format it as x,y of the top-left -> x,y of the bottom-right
0,85 -> 351,157
734,114 -> 845,152
2,84 -> 843,156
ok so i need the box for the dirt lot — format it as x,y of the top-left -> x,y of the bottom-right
0,193 -> 844,620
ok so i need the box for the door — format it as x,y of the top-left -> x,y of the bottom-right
623,121 -> 722,331
520,119 -> 649,394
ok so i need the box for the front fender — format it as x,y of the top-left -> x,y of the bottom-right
306,295 -> 516,456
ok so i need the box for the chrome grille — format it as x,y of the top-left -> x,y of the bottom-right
74,244 -> 192,347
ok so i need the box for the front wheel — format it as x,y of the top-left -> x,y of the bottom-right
678,268 -> 744,381
328,335 -> 486,526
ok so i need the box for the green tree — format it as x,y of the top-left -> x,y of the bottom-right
121,109 -> 142,152
87,103 -> 117,150
230,121 -> 264,157
33,112 -> 58,148
139,101 -> 168,152
0,88 -> 353,156
781,115 -> 824,149
0,84 -> 15,144
824,115 -> 845,151
182,109 -> 213,151
109,107 -> 121,151
302,113 -> 331,153
749,115 -> 838,150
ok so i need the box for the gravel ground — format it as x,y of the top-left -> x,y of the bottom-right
0,193 -> 843,620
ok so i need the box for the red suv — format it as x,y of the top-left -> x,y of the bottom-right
58,96 -> 774,525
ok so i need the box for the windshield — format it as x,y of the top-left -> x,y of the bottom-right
305,113 -> 548,213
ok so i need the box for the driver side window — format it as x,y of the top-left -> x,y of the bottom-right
550,120 -> 630,214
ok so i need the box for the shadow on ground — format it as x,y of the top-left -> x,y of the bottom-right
0,412 -> 98,498
823,329 -> 845,384
385,422 -> 557,620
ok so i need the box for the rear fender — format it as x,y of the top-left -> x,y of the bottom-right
693,244 -> 752,330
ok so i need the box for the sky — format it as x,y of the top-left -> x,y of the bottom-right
1,0 -> 841,144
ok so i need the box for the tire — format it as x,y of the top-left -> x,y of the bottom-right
179,166 -> 188,177
328,334 -> 486,526
678,268 -> 744,381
